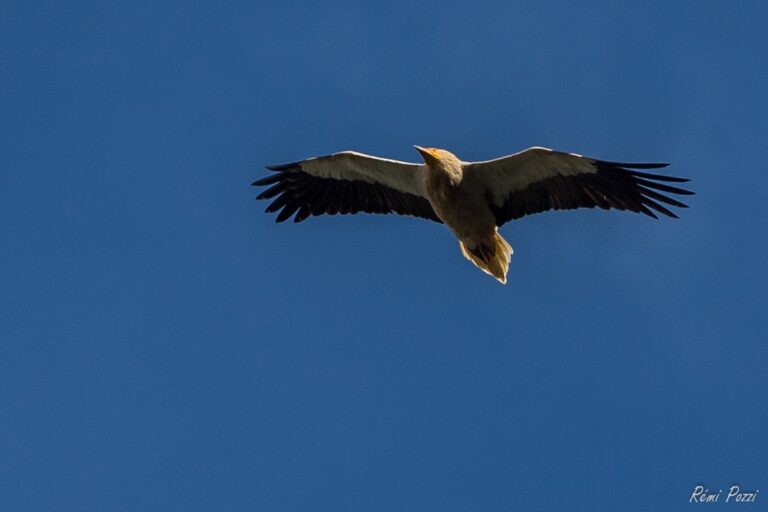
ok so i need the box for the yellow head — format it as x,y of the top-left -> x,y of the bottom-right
414,146 -> 459,166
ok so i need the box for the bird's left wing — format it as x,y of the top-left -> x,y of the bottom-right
463,147 -> 694,227
253,151 -> 442,223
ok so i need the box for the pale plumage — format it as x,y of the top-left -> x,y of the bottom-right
253,146 -> 693,283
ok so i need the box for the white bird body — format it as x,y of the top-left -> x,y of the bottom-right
253,146 -> 693,284
421,153 -> 495,243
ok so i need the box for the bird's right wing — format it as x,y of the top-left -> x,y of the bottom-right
463,147 -> 693,226
253,151 -> 442,223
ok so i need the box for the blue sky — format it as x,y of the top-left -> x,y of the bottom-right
2,1 -> 767,510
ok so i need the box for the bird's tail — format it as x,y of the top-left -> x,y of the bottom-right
459,230 -> 513,284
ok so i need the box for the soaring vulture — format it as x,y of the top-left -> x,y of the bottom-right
253,146 -> 693,284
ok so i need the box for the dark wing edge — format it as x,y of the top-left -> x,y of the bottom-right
490,160 -> 694,226
252,163 -> 442,224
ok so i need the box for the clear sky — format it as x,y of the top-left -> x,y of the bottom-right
2,1 -> 767,510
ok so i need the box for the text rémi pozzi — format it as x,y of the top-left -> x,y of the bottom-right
690,485 -> 759,503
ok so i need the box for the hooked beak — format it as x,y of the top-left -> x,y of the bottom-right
414,145 -> 438,163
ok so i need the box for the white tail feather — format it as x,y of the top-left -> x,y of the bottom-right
459,231 -> 513,284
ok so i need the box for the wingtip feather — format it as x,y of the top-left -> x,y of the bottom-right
252,174 -> 282,187
597,159 -> 670,170
266,161 -> 301,172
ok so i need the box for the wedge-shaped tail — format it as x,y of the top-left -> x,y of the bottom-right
459,230 -> 513,284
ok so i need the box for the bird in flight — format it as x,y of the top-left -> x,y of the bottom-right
253,146 -> 693,284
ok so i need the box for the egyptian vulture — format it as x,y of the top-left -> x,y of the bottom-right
253,146 -> 693,284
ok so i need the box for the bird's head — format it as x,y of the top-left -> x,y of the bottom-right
414,146 -> 459,166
